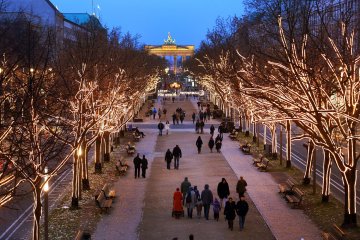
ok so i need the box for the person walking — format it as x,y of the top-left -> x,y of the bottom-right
172,145 -> 182,169
212,198 -> 221,221
218,124 -> 224,138
181,177 -> 191,206
195,120 -> 200,133
236,197 -> 249,231
210,124 -> 215,136
158,108 -> 162,119
194,186 -> 202,218
185,186 -> 196,218
196,136 -> 203,154
200,120 -> 204,133
133,153 -> 141,179
152,107 -> 157,120
180,112 -> 185,124
173,188 -> 183,219
141,155 -> 148,178
236,176 -> 248,198
165,120 -> 170,135
224,197 -> 236,230
217,178 -> 230,208
192,112 -> 196,124
201,184 -> 213,220
208,137 -> 215,153
158,121 -> 164,136
165,149 -> 173,170
215,139 -> 222,153
172,113 -> 177,125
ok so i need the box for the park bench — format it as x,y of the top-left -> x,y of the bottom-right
278,178 -> 297,196
116,159 -> 128,176
253,154 -> 264,166
74,229 -> 91,240
101,183 -> 116,199
257,158 -> 270,172
285,187 -> 304,208
322,224 -> 347,240
133,118 -> 143,122
240,143 -> 251,154
125,144 -> 136,155
228,130 -> 238,140
133,132 -> 141,142
95,191 -> 113,213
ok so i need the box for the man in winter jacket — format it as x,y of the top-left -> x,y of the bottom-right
141,155 -> 148,178
181,177 -> 191,206
172,145 -> 182,169
133,153 -> 141,179
201,184 -> 214,220
236,176 -> 248,198
217,178 -> 230,208
185,187 -> 196,218
165,149 -> 173,170
158,121 -> 164,136
236,197 -> 249,230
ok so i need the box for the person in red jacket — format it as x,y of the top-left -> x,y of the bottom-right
173,188 -> 183,219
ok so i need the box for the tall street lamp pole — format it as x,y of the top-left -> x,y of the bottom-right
44,166 -> 49,240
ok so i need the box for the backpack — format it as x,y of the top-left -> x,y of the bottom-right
186,192 -> 192,203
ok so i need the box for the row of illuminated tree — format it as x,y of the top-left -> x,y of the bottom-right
0,12 -> 165,240
186,0 -> 360,228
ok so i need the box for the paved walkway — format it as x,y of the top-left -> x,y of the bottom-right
93,97 -> 322,240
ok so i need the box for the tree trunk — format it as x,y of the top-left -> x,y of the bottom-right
271,125 -> 277,159
103,131 -> 110,162
286,120 -> 291,168
342,167 -> 357,227
94,135 -> 102,173
71,151 -> 81,208
82,141 -> 90,190
321,149 -> 331,202
263,124 -> 267,150
32,184 -> 42,240
239,114 -> 242,132
303,140 -> 314,185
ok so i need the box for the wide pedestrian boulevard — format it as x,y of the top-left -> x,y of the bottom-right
92,97 -> 321,240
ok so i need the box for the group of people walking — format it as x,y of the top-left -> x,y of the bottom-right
165,145 -> 183,169
173,177 -> 249,232
133,153 -> 148,178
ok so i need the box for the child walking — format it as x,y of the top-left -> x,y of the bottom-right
212,198 -> 221,221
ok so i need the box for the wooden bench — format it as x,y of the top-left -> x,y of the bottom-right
101,183 -> 116,199
126,145 -> 136,155
285,187 -> 304,208
257,158 -> 270,172
278,178 -> 297,196
322,232 -> 337,240
228,130 -> 238,140
240,143 -> 251,154
95,191 -> 113,213
333,224 -> 347,240
74,230 -> 91,240
133,118 -> 143,122
133,133 -> 141,142
253,154 -> 264,165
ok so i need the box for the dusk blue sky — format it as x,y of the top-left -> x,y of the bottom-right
51,0 -> 245,47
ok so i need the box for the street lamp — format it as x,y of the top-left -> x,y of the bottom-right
44,166 -> 49,240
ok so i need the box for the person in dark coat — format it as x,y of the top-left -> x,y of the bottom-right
236,176 -> 248,198
201,184 -> 213,220
141,155 -> 148,178
210,124 -> 215,136
208,137 -> 215,153
215,139 -> 222,153
217,178 -> 230,208
215,134 -> 223,143
172,145 -> 182,169
133,153 -> 141,179
165,149 -> 173,170
224,197 -> 236,230
218,124 -> 224,138
172,113 -> 177,125
236,197 -> 249,230
192,112 -> 196,124
158,121 -> 164,136
196,136 -> 203,154
181,177 -> 191,206
200,120 -> 205,133
195,120 -> 200,133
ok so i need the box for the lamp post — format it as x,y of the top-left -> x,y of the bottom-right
44,166 -> 49,240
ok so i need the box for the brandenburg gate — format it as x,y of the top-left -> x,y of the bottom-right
145,33 -> 194,74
